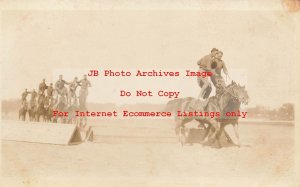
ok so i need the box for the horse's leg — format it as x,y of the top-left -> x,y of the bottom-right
203,119 -> 220,146
174,118 -> 181,136
233,123 -> 241,147
212,124 -> 224,148
179,120 -> 186,146
82,117 -> 87,128
178,118 -> 193,146
201,124 -> 211,144
223,125 -> 234,143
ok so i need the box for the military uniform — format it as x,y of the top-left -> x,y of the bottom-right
79,79 -> 91,98
69,80 -> 80,105
55,79 -> 68,96
47,85 -> 54,97
39,82 -> 48,94
21,91 -> 30,105
197,54 -> 214,99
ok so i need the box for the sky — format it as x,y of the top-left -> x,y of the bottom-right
1,10 -> 299,108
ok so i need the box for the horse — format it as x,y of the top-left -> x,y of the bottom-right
28,101 -> 37,121
165,81 -> 249,147
52,94 -> 68,123
36,103 -> 45,122
43,96 -> 55,122
215,82 -> 249,147
19,102 -> 28,121
164,94 -> 220,146
65,103 -> 80,124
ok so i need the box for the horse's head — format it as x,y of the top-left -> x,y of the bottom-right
227,81 -> 249,105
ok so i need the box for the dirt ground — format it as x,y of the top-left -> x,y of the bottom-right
0,119 -> 295,187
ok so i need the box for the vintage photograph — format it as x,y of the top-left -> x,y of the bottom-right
1,1 -> 299,186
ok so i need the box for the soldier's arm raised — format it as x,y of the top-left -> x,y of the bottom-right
64,80 -> 70,85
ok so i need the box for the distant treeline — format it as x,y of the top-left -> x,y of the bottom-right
246,103 -> 294,121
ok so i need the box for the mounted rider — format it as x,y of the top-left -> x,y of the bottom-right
210,50 -> 229,96
38,79 -> 48,95
29,89 -> 38,106
197,48 -> 219,100
21,89 -> 30,106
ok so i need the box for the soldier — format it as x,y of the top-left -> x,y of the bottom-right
37,92 -> 45,105
30,89 -> 38,103
211,51 -> 229,86
196,48 -> 219,100
47,83 -> 54,98
55,75 -> 69,97
78,74 -> 91,108
38,78 -> 48,95
79,75 -> 91,93
21,89 -> 30,105
213,51 -> 229,78
210,50 -> 230,96
68,77 -> 80,105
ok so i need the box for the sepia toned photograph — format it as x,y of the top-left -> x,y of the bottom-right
1,1 -> 300,187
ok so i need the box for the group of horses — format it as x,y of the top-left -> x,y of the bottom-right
19,90 -> 88,126
165,81 -> 249,148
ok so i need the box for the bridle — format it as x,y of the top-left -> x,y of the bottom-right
221,84 -> 240,102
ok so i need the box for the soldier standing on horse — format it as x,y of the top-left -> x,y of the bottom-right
197,48 -> 219,100
68,77 -> 80,105
210,50 -> 230,96
55,75 -> 69,96
38,78 -> 48,95
78,74 -> 91,109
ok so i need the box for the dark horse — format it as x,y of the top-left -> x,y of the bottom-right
165,81 -> 249,147
35,94 -> 47,122
19,102 -> 28,121
28,101 -> 37,121
44,96 -> 55,122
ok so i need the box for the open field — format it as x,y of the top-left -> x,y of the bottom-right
1,118 -> 295,187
